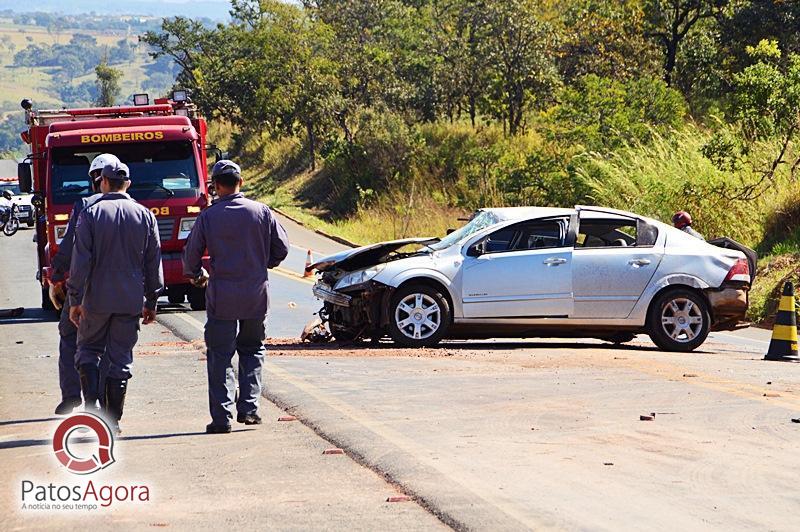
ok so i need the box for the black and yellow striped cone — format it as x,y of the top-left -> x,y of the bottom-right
764,282 -> 799,362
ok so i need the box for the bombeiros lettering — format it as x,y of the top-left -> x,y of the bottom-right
80,131 -> 164,144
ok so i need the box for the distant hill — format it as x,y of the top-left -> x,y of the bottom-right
0,1 -> 230,20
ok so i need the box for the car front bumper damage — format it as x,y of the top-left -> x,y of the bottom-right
313,281 -> 394,340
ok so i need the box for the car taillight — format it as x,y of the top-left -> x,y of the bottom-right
724,258 -> 750,283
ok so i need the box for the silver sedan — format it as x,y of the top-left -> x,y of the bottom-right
310,206 -> 754,351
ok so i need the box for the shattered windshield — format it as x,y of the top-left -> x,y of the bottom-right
429,211 -> 500,251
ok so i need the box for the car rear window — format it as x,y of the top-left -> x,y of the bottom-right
577,218 -> 659,247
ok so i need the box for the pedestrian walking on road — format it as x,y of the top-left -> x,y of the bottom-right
50,153 -> 118,415
67,161 -> 164,434
672,211 -> 705,240
182,160 -> 289,434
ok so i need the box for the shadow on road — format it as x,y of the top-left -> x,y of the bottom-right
0,307 -> 58,325
268,339 -> 662,353
0,417 -> 59,427
0,429 -> 256,450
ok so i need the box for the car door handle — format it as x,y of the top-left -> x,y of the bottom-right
628,259 -> 651,266
543,257 -> 567,265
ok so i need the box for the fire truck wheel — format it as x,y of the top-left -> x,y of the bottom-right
41,287 -> 55,311
188,286 -> 206,311
167,288 -> 186,305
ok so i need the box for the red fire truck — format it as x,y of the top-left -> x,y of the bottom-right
17,92 -> 215,311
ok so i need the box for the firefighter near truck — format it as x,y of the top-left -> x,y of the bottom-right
16,92 -> 215,311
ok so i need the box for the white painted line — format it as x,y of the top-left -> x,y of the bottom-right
175,311 -> 205,331
711,331 -> 770,347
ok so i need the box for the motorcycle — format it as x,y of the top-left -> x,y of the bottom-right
1,203 -> 20,236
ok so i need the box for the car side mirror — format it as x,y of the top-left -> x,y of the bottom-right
18,163 -> 32,193
467,242 -> 485,257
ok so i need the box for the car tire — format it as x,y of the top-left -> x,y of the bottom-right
388,283 -> 451,348
26,221 -> 34,227
187,286 -> 206,311
647,288 -> 710,352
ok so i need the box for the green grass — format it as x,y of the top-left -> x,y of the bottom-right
747,253 -> 800,326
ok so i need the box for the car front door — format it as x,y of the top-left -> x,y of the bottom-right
461,218 -> 574,318
571,213 -> 664,319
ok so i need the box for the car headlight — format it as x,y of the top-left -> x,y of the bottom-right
334,264 -> 385,290
178,217 -> 197,239
54,224 -> 68,244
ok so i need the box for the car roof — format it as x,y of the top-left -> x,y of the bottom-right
482,207 -> 575,221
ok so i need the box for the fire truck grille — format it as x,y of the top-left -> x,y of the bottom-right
157,218 -> 175,242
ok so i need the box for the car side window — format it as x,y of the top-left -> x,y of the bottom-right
576,219 -> 637,248
480,219 -> 566,254
511,221 -> 565,250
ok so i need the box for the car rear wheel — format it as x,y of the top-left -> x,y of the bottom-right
647,288 -> 710,352
388,283 -> 451,348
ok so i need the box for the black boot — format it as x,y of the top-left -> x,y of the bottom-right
104,377 -> 128,435
78,364 -> 101,413
55,397 -> 82,415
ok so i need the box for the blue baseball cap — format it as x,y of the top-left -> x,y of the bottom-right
211,160 -> 241,179
100,161 -> 130,181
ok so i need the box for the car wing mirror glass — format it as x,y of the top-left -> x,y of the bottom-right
467,242 -> 485,257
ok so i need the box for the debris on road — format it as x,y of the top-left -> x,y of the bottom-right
278,415 -> 298,422
683,373 -> 698,377
322,448 -> 345,455
386,495 -> 412,503
640,415 -> 654,421
791,418 -> 800,424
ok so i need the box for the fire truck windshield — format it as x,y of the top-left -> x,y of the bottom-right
50,141 -> 200,204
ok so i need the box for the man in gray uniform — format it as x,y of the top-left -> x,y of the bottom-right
182,160 -> 289,434
68,161 -> 164,433
51,153 -> 119,415
672,211 -> 705,240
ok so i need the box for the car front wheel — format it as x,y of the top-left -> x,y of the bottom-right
647,288 -> 710,352
388,283 -> 451,348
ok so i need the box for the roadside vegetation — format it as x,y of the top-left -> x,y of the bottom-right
142,0 -> 799,324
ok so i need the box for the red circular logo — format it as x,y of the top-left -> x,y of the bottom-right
52,413 -> 116,475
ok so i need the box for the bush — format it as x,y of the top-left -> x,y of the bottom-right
550,74 -> 687,152
574,126 -> 790,246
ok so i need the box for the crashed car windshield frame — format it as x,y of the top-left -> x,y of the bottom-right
429,210 -> 500,251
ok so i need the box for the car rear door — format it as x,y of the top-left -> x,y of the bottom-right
461,217 -> 573,318
571,212 -> 664,319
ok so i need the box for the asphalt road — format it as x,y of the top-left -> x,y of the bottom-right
0,226 -> 442,531
3,218 -> 799,531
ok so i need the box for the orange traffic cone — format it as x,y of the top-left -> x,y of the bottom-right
764,282 -> 798,362
303,249 -> 314,277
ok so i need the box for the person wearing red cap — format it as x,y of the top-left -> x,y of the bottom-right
672,211 -> 704,240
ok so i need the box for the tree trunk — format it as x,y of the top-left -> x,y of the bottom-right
307,121 -> 316,172
663,39 -> 678,87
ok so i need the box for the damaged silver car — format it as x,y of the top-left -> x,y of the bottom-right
309,206 -> 755,352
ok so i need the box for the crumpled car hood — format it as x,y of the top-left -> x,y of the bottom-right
308,237 -> 439,273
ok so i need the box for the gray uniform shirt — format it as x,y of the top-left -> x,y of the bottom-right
51,193 -> 103,282
182,192 -> 289,320
67,192 -> 164,313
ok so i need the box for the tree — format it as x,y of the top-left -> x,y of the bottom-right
95,59 -> 123,107
483,0 -> 560,135
556,0 -> 660,82
643,0 -> 728,86
704,40 -> 800,199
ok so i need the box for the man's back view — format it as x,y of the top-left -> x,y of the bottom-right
68,162 -> 164,433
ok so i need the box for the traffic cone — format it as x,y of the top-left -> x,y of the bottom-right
764,282 -> 799,362
303,249 -> 314,278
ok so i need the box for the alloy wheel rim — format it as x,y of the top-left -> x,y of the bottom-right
660,297 -> 703,343
395,293 -> 441,340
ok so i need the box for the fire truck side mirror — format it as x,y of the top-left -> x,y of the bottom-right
18,163 -> 32,193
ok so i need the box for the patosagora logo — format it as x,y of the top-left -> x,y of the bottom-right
52,413 -> 115,475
